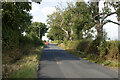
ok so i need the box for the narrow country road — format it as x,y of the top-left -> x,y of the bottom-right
37,43 -> 118,78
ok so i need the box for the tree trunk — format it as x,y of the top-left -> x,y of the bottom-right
95,24 -> 103,39
70,27 -> 73,41
93,2 -> 104,39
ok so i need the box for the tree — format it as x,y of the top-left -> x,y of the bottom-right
26,22 -> 48,39
47,12 -> 65,41
2,2 -> 32,50
108,2 -> 120,21
89,1 -> 120,39
47,2 -> 94,41
47,3 -> 75,41
71,2 -> 94,40
47,26 -> 65,41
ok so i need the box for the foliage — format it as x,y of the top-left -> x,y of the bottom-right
71,2 -> 94,40
59,40 -> 120,68
47,26 -> 65,40
2,2 -> 45,61
47,2 -> 94,41
3,46 -> 44,78
2,2 -> 47,78
89,2 -> 120,39
47,1 -> 119,44
108,2 -> 120,21
98,40 -> 107,56
98,40 -> 119,60
26,22 -> 48,39
2,2 -> 32,51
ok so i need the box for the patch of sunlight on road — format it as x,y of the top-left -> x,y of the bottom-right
56,61 -> 62,64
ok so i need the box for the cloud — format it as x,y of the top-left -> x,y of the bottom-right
41,7 -> 56,16
30,2 -> 41,16
104,23 -> 118,40
30,3 -> 56,23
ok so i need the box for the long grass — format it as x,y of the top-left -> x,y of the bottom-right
2,44 -> 44,78
59,40 -> 120,69
7,46 -> 44,78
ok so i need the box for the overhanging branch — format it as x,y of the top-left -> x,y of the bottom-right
103,20 -> 120,26
101,12 -> 116,23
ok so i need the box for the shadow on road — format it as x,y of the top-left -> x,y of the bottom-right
40,49 -> 80,61
37,43 -> 118,78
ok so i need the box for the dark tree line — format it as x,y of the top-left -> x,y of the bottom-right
2,2 -> 48,53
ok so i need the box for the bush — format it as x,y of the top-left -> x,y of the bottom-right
3,34 -> 44,64
62,40 -> 119,61
98,40 -> 108,56
65,40 -> 91,53
76,40 -> 91,52
51,40 -> 59,44
2,34 -> 44,77
87,38 -> 100,54
97,40 -> 119,60
32,35 -> 44,46
60,39 -> 119,68
106,41 -> 119,60
63,39 -> 68,46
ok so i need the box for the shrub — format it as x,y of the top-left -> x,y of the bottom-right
87,38 -> 101,54
66,40 -> 79,50
63,39 -> 68,46
106,41 -> 119,60
98,40 -> 108,57
32,35 -> 44,46
51,40 -> 59,44
76,40 -> 91,52
3,34 -> 44,64
66,40 -> 91,53
97,40 -> 119,60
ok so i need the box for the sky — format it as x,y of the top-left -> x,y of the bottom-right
30,1 -> 68,40
29,0 -> 119,41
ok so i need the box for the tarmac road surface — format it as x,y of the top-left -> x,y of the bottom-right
37,43 -> 118,78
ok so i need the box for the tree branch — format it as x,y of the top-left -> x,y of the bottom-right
101,12 -> 116,23
103,20 -> 120,26
61,27 -> 69,36
60,14 -> 69,37
70,27 -> 73,35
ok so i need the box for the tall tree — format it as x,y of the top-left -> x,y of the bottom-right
89,1 -> 120,39
71,2 -> 94,40
108,2 -> 120,21
2,2 -> 32,50
47,12 -> 65,40
26,22 -> 48,39
47,2 -> 94,41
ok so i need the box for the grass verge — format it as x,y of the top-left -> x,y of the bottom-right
59,43 -> 119,70
3,46 -> 44,78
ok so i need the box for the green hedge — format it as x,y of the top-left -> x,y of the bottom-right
63,40 -> 120,60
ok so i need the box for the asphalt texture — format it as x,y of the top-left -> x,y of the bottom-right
37,43 -> 118,78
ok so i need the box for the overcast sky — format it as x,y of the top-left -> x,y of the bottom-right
30,0 -> 118,40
